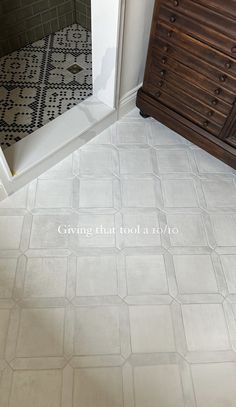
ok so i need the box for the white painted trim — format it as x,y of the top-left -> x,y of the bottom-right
118,83 -> 141,118
114,0 -> 126,109
92,0 -> 122,108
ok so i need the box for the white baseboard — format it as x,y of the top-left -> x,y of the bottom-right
118,83 -> 142,118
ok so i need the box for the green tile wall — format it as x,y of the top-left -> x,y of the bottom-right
75,0 -> 91,31
0,0 -> 76,57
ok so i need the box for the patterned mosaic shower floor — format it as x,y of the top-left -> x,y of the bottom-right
0,24 -> 92,150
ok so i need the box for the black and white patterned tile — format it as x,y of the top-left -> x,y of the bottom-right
0,24 -> 92,150
51,24 -> 91,51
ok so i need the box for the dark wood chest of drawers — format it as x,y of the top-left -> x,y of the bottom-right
136,0 -> 236,168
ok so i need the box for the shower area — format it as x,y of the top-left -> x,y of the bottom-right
0,0 -> 92,150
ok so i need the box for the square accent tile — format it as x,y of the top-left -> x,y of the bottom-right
182,304 -> 230,351
16,308 -> 65,357
220,255 -> 236,294
125,255 -> 168,295
156,150 -> 191,173
162,179 -> 198,208
167,214 -> 208,246
119,149 -> 153,174
0,309 -> 10,357
173,255 -> 218,294
9,370 -> 62,407
78,179 -> 114,208
74,306 -> 120,355
0,216 -> 24,250
134,365 -> 184,407
24,258 -> 68,298
74,367 -> 123,407
35,180 -> 73,208
0,258 -> 18,298
129,305 -> 175,353
121,178 -> 159,208
67,63 -> 83,74
76,256 -> 118,296
202,179 -> 236,208
192,363 -> 236,407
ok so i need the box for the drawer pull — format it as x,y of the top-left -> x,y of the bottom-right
155,91 -> 161,98
173,0 -> 179,5
158,80 -> 164,87
170,15 -> 176,23
167,30 -> 173,37
211,99 -> 218,106
164,45 -> 169,52
203,120 -> 209,128
162,56 -> 167,64
219,74 -> 227,82
231,46 -> 236,53
225,61 -> 232,69
214,88 -> 221,95
160,69 -> 166,76
207,111 -> 213,117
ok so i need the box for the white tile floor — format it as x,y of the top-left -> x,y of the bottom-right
0,108 -> 236,406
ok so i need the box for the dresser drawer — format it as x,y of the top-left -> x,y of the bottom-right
161,0 -> 236,41
153,38 -> 236,94
144,84 -> 222,136
145,73 -> 227,126
146,63 -> 231,117
157,22 -> 236,78
149,50 -> 235,105
193,0 -> 236,19
159,5 -> 236,58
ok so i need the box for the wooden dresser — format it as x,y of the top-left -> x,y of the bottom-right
136,0 -> 236,168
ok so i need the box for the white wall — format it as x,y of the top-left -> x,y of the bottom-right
119,0 -> 155,99
91,0 -> 121,107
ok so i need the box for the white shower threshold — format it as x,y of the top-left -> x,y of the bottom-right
0,96 -> 117,195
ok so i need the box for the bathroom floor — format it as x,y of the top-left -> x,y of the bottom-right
0,109 -> 236,406
0,24 -> 92,150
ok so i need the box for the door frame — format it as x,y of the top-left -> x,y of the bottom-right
0,0 -> 126,196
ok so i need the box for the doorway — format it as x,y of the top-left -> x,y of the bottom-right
0,1 -> 92,150
0,0 -> 124,196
